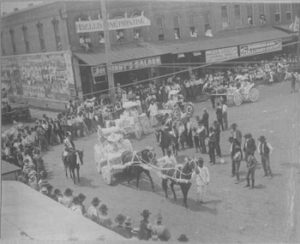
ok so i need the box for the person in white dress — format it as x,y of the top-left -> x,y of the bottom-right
148,100 -> 158,127
194,158 -> 210,203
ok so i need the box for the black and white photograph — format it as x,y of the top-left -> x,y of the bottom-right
0,0 -> 299,242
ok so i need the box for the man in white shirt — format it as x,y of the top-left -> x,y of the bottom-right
222,102 -> 228,130
148,100 -> 158,127
194,158 -> 210,203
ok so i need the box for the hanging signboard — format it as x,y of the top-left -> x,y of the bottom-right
91,56 -> 161,77
205,46 -> 238,63
1,51 -> 75,101
76,14 -> 151,33
239,39 -> 282,57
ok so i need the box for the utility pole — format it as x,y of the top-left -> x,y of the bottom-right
100,0 -> 115,102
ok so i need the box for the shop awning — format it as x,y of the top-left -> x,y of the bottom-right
74,43 -> 168,66
163,27 -> 296,55
74,27 -> 295,66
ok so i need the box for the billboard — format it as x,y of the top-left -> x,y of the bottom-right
1,51 -> 75,101
240,40 -> 282,57
205,46 -> 238,63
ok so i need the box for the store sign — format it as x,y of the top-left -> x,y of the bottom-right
205,46 -> 238,63
76,15 -> 151,33
240,40 -> 282,57
91,56 -> 161,77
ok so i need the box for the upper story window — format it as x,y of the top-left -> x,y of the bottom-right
116,29 -> 125,41
156,16 -> 164,41
274,4 -> 281,23
204,12 -> 213,37
9,29 -> 16,54
173,15 -> 181,39
52,18 -> 62,50
286,4 -> 292,21
189,15 -> 198,38
1,31 -> 5,55
221,5 -> 229,28
132,10 -> 143,40
258,4 -> 266,25
234,5 -> 241,19
246,4 -> 253,25
99,32 -> 105,44
36,22 -> 46,51
79,33 -> 91,51
22,25 -> 30,53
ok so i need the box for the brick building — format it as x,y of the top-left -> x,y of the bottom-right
1,1 -> 298,109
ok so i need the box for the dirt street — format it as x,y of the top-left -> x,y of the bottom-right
41,81 -> 299,243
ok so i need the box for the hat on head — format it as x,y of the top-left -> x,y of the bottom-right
64,188 -> 73,197
198,157 -> 204,164
156,213 -> 163,223
91,197 -> 100,206
72,196 -> 80,205
124,216 -> 132,226
66,131 -> 72,136
78,193 -> 86,202
244,133 -> 252,138
178,234 -> 189,242
230,123 -> 237,129
258,135 -> 266,142
115,214 -> 126,225
141,209 -> 151,218
99,204 -> 108,213
54,189 -> 62,195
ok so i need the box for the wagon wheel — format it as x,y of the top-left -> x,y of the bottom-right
233,92 -> 243,106
102,166 -> 113,185
249,88 -> 259,102
172,107 -> 181,120
184,103 -> 194,117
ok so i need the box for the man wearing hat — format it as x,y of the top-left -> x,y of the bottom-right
61,188 -> 74,208
113,214 -> 131,238
258,136 -> 273,177
243,133 -> 256,161
194,157 -> 210,203
63,131 -> 76,163
98,204 -> 112,228
230,123 -> 242,145
245,154 -> 257,189
138,209 -> 152,240
229,137 -> 242,182
86,197 -> 101,223
151,213 -> 171,241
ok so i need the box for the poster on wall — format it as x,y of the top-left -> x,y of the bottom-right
1,51 -> 75,101
205,46 -> 238,63
239,40 -> 282,57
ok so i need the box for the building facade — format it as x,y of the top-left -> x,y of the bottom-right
1,1 -> 299,109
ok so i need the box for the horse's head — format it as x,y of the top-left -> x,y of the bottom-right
182,157 -> 196,179
140,148 -> 157,165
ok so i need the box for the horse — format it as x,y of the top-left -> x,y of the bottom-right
121,148 -> 157,191
62,150 -> 83,184
161,157 -> 196,208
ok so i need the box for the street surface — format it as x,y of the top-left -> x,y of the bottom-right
39,81 -> 299,242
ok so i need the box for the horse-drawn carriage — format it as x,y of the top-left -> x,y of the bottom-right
159,90 -> 194,122
206,81 -> 259,106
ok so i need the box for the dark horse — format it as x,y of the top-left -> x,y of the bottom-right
62,150 -> 84,184
161,158 -> 196,208
121,149 -> 156,191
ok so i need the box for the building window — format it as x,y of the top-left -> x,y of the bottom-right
173,16 -> 181,39
275,4 -> 281,23
99,32 -> 105,44
259,4 -> 266,25
79,34 -> 91,51
221,5 -> 229,28
36,22 -> 46,51
286,4 -> 292,21
22,25 -> 30,53
133,28 -> 141,40
204,12 -> 213,37
116,30 -> 125,41
189,15 -> 197,38
1,31 -> 5,55
9,29 -> 16,53
52,18 -> 62,50
247,4 -> 253,25
156,16 -> 164,41
234,5 -> 240,18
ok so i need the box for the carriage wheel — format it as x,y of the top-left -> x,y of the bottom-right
102,166 -> 112,185
233,92 -> 243,106
172,107 -> 181,121
249,88 -> 259,102
184,103 -> 194,117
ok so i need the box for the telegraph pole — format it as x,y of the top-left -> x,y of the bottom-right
100,0 -> 115,102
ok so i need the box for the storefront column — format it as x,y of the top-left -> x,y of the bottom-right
72,57 -> 83,100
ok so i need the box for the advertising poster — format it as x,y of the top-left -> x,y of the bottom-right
205,46 -> 238,63
1,51 -> 75,101
239,40 -> 282,57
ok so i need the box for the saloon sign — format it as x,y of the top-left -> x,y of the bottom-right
91,56 -> 161,77
240,40 -> 282,57
76,13 -> 151,33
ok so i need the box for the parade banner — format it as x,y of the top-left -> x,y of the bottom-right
205,46 -> 238,63
239,40 -> 282,57
91,56 -> 161,77
1,51 -> 75,101
76,14 -> 151,33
